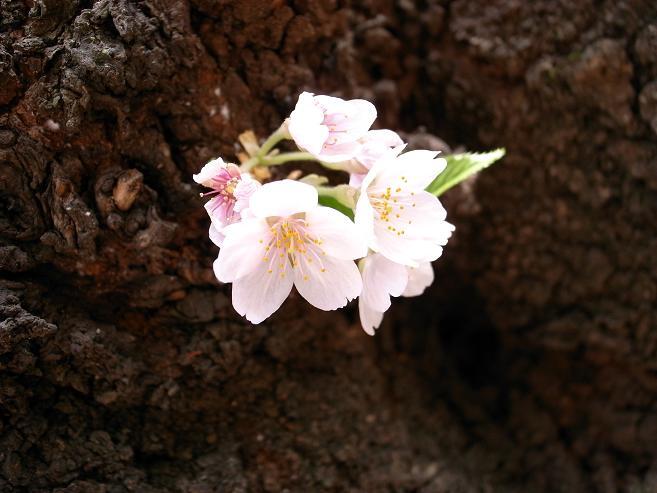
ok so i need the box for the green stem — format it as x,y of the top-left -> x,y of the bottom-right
240,156 -> 259,172
255,125 -> 291,160
260,152 -> 317,166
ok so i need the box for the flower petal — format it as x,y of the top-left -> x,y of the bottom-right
233,175 -> 260,213
205,196 -> 234,228
193,157 -> 227,187
354,189 -> 378,250
355,129 -> 405,168
213,218 -> 272,282
288,92 -> 329,156
249,180 -> 318,219
317,141 -> 363,163
374,191 -> 453,266
403,262 -> 434,297
304,206 -> 367,260
293,255 -> 362,311
208,223 -> 224,247
360,253 -> 408,312
375,150 -> 446,191
231,261 -> 294,324
349,172 -> 367,188
314,96 -> 376,136
359,299 -> 384,336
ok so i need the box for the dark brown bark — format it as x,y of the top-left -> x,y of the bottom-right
2,0 -> 657,491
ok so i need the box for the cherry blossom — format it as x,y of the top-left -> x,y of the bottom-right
358,255 -> 435,335
194,157 -> 260,245
355,150 -> 455,267
403,262 -> 434,297
288,92 -> 377,163
348,129 -> 405,187
213,180 -> 367,324
358,253 -> 408,335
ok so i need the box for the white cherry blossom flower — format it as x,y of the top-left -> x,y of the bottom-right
355,150 -> 455,267
403,262 -> 434,297
213,180 -> 367,324
288,92 -> 377,163
358,255 -> 435,335
348,129 -> 405,187
358,253 -> 408,335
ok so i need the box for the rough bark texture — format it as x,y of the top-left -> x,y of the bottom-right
2,0 -> 657,491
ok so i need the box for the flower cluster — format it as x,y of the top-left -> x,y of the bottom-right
195,92 -> 456,334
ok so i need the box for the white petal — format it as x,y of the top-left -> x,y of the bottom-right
249,180 -> 318,219
402,192 -> 453,244
375,191 -> 453,266
293,255 -> 362,311
304,206 -> 367,260
208,223 -> 224,247
231,261 -> 293,324
288,92 -> 328,156
316,141 -> 363,163
376,150 -> 446,191
359,299 -> 384,336
403,262 -> 434,297
315,96 -> 376,136
233,176 -> 261,213
362,129 -> 404,147
360,254 -> 408,312
355,130 -> 405,168
354,190 -> 378,250
193,157 -> 227,187
213,218 -> 272,282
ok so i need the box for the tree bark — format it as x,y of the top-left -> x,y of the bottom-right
2,0 -> 657,491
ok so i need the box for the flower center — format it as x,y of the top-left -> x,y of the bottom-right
260,218 -> 327,280
223,177 -> 239,196
370,178 -> 417,237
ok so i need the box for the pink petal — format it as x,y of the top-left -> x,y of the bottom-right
233,176 -> 260,213
193,158 -> 228,187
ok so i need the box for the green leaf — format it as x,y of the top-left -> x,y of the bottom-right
318,195 -> 354,220
426,149 -> 505,197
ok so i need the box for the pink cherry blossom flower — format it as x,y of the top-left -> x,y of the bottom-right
348,129 -> 405,187
355,150 -> 455,267
213,180 -> 367,324
358,255 -> 435,335
194,158 -> 260,246
288,92 -> 377,163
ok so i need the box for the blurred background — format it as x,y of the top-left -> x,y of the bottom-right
1,1 -> 657,491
